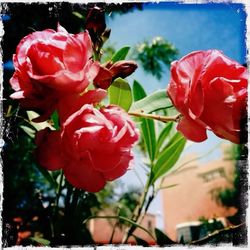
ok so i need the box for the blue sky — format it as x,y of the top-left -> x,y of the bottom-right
107,2 -> 246,93
107,2 -> 247,228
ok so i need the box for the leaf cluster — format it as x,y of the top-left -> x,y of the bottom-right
134,37 -> 178,79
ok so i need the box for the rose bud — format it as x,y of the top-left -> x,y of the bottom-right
167,50 -> 248,144
94,60 -> 138,89
85,6 -> 106,35
35,105 -> 139,192
9,24 -> 99,121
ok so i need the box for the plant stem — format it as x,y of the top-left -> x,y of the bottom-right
55,171 -> 64,208
189,222 -> 245,245
128,111 -> 182,123
51,170 -> 64,238
109,221 -> 118,244
84,215 -> 156,241
122,179 -> 151,244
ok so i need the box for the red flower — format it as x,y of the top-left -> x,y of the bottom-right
35,105 -> 139,192
10,24 -> 99,120
167,50 -> 248,144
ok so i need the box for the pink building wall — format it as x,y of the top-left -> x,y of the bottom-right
161,146 -> 237,241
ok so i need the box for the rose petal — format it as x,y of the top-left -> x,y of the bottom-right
177,116 -> 207,142
16,29 -> 56,65
35,129 -> 64,171
63,35 -> 86,72
64,152 -> 106,192
103,150 -> 133,181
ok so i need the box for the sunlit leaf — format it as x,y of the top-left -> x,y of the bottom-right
155,122 -> 173,158
141,119 -> 156,163
132,80 -> 156,163
133,80 -> 147,101
19,125 -> 36,138
150,133 -> 186,184
108,77 -> 132,111
30,237 -> 50,246
27,111 -> 54,131
111,46 -> 130,63
155,228 -> 177,246
72,11 -> 84,20
130,89 -> 173,114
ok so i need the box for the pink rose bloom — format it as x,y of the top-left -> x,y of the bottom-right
10,24 -> 99,120
35,104 -> 139,192
167,50 -> 248,144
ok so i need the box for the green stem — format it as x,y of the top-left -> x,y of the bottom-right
51,170 -> 64,238
137,186 -> 156,226
71,188 -> 81,212
128,111 -> 182,123
122,179 -> 151,244
55,171 -> 64,209
109,221 -> 118,244
83,215 -> 156,242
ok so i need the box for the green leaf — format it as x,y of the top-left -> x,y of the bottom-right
27,111 -> 55,131
133,80 -> 147,101
155,122 -> 173,158
51,111 -> 60,130
35,163 -> 57,189
141,119 -> 156,163
72,11 -> 84,20
83,215 -> 155,241
30,237 -> 50,246
155,228 -> 176,246
132,80 -> 156,163
158,183 -> 179,190
129,89 -> 173,113
19,125 -> 36,138
111,46 -> 130,63
108,78 -> 132,111
150,133 -> 186,184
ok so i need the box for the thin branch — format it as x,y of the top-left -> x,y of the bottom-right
122,179 -> 151,243
190,222 -> 245,245
128,110 -> 182,123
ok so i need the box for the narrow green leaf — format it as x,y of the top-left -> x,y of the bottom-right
150,133 -> 186,184
141,119 -> 156,163
158,183 -> 179,190
19,125 -> 36,138
108,77 -> 132,111
129,89 -> 173,113
72,11 -> 84,20
35,163 -> 57,189
155,228 -> 177,246
111,46 -> 130,63
155,122 -> 173,158
30,237 -> 50,246
83,215 -> 155,241
27,111 -> 55,131
132,80 -> 156,163
51,111 -> 60,130
133,80 -> 147,101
